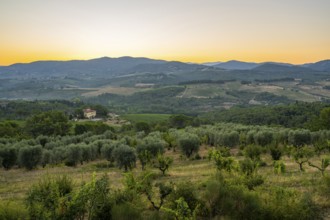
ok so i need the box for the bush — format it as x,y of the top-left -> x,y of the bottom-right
0,201 -> 28,220
26,175 -> 73,219
270,146 -> 282,161
0,147 -> 17,170
244,145 -> 262,161
202,178 -> 267,219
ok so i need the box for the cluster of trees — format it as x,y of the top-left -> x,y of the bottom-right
1,120 -> 330,172
202,102 -> 330,130
0,100 -> 110,121
0,112 -> 329,219
0,110 -> 115,139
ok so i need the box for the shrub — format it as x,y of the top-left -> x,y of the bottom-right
26,175 -> 73,219
0,147 -> 17,170
244,145 -> 262,161
0,201 -> 28,220
274,160 -> 286,174
270,146 -> 282,161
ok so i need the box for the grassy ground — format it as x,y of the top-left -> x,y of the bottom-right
0,145 -> 329,212
81,86 -> 149,97
122,114 -> 172,123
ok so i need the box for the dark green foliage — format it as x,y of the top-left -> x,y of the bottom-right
101,142 -> 116,165
208,149 -> 235,172
0,146 -> 17,170
169,114 -> 193,129
240,158 -> 259,176
36,135 -> 50,147
202,102 -> 329,129
111,203 -> 141,220
67,175 -> 112,220
26,175 -> 73,219
136,136 -> 166,157
215,131 -> 240,148
75,122 -> 114,135
113,145 -> 136,171
244,145 -> 262,161
135,122 -> 151,133
254,130 -> 273,146
65,144 -> 82,167
41,150 -> 52,167
270,146 -> 282,160
263,188 -> 321,220
25,111 -> 71,137
138,150 -> 152,170
168,182 -> 200,214
0,121 -> 22,138
319,107 -> 330,129
244,175 -> 264,190
178,133 -> 200,158
288,130 -> 311,147
18,145 -> 42,170
203,178 -> 267,219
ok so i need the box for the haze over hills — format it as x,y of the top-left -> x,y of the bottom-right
0,57 -> 329,79
0,56 -> 329,102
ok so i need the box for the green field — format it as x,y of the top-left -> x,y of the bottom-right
122,114 -> 172,123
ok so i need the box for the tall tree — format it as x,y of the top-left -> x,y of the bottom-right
25,111 -> 71,137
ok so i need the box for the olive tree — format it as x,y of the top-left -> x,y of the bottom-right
178,133 -> 200,158
113,144 -> 136,171
254,130 -> 273,147
137,136 -> 167,170
156,153 -> 173,175
290,145 -> 314,172
65,144 -> 82,167
288,130 -> 311,147
18,145 -> 42,170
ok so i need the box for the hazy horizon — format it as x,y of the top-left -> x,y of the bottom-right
1,55 -> 329,67
1,0 -> 329,65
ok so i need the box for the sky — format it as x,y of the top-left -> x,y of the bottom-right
0,0 -> 329,65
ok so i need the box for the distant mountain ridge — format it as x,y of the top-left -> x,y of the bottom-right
0,57 -> 329,80
202,60 -> 330,71
0,56 -> 209,79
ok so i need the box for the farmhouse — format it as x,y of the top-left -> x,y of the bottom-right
83,108 -> 96,119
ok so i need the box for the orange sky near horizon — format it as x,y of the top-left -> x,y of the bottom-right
1,0 -> 329,66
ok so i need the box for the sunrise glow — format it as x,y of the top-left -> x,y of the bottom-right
1,0 -> 329,65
